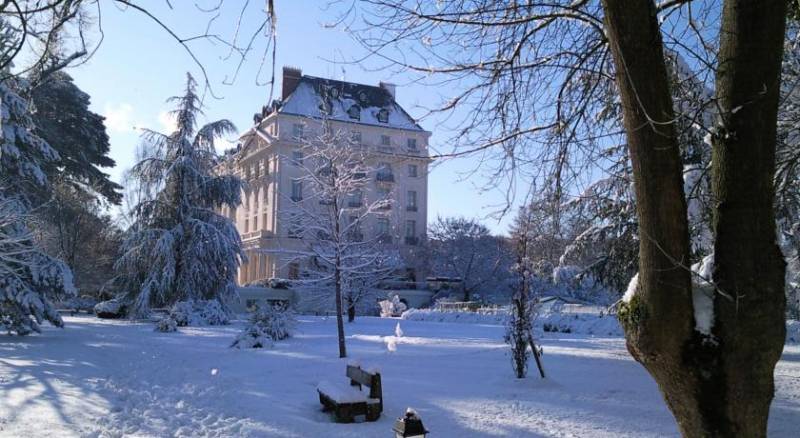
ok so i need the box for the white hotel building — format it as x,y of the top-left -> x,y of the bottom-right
219,67 -> 431,286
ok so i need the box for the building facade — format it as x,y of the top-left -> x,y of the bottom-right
219,67 -> 431,285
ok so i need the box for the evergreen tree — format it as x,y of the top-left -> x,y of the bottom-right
115,74 -> 243,318
30,71 -> 122,204
0,69 -> 75,334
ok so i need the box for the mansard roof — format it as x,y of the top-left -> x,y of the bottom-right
278,75 -> 425,132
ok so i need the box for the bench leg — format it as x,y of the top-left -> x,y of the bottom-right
365,404 -> 381,422
334,405 -> 355,423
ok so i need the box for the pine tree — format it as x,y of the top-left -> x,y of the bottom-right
30,71 -> 122,205
1,67 -> 75,334
115,74 -> 244,318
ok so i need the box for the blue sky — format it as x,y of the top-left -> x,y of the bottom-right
67,1 -> 522,234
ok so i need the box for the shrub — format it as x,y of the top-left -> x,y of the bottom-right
155,317 -> 178,332
231,304 -> 296,349
169,299 -> 230,327
94,298 -> 127,319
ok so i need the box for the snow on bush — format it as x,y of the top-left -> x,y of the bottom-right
402,307 -> 625,336
169,300 -> 230,327
540,312 -> 623,336
94,299 -> 127,319
58,296 -> 98,313
155,317 -> 178,333
231,305 -> 296,349
379,295 -> 407,317
402,307 -> 509,325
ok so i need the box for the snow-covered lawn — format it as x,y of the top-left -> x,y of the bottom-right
1,316 -> 799,437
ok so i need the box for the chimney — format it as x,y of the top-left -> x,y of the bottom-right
282,66 -> 302,100
379,81 -> 396,99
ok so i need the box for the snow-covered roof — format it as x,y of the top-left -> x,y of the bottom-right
278,75 -> 425,132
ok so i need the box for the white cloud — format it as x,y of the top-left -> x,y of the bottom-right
157,110 -> 178,133
104,103 -> 136,132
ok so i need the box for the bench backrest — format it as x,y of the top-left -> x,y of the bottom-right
347,364 -> 382,400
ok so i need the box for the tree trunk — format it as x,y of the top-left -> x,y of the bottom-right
335,261 -> 347,358
710,1 -> 787,434
602,0 -> 787,435
347,297 -> 356,323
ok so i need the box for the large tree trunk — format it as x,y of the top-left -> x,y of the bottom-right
602,0 -> 787,436
710,0 -> 787,434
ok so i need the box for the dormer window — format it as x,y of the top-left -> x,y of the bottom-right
377,108 -> 389,123
347,104 -> 361,120
319,100 -> 332,115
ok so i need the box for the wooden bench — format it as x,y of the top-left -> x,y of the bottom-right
317,364 -> 383,423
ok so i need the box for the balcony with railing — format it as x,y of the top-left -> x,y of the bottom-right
376,172 -> 395,183
241,230 -> 273,241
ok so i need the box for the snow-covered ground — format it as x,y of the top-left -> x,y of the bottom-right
1,316 -> 799,437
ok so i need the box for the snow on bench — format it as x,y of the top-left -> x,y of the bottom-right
316,380 -> 368,404
316,363 -> 383,423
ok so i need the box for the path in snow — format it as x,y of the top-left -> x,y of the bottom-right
1,316 -> 798,437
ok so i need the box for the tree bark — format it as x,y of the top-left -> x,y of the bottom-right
335,262 -> 347,358
711,1 -> 787,434
602,0 -> 787,436
347,298 -> 356,323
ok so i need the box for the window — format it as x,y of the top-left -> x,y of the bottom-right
405,220 -> 416,237
292,123 -> 304,140
407,138 -> 418,150
348,105 -> 361,120
408,164 -> 418,177
348,190 -> 363,207
381,135 -> 391,146
288,262 -> 300,280
407,191 -> 417,211
405,220 -> 418,245
253,215 -> 258,230
244,218 -> 249,233
291,180 -> 303,201
377,162 -> 393,181
254,190 -> 260,210
348,215 -> 362,241
377,108 -> 389,123
377,218 -> 390,236
254,164 -> 260,179
350,131 -> 362,144
291,150 -> 303,166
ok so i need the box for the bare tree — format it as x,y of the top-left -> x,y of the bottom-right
1,1 -> 278,95
338,1 -> 790,434
275,119 -> 401,357
427,216 -> 511,302
505,206 -> 545,379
